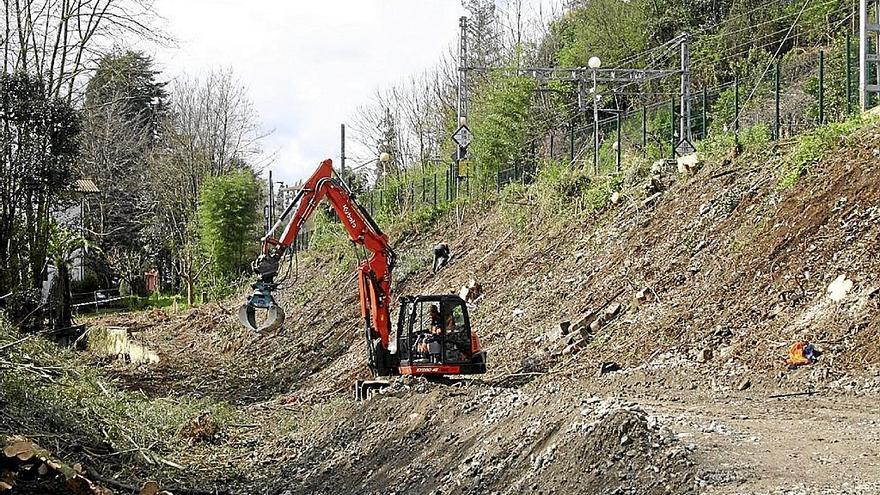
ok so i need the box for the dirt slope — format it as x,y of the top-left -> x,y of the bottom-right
11,119 -> 880,494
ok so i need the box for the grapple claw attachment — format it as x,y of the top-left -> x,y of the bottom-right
238,282 -> 285,333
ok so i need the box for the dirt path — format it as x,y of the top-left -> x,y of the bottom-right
638,394 -> 880,494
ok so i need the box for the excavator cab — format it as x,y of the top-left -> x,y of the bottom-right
395,295 -> 487,376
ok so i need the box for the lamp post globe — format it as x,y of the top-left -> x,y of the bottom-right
588,56 -> 602,69
379,152 -> 391,163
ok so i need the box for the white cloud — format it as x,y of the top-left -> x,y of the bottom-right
146,0 -> 465,184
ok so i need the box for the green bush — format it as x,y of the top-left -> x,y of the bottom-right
469,73 -> 536,173
582,173 -> 623,212
198,170 -> 263,279
698,123 -> 772,160
779,115 -> 867,189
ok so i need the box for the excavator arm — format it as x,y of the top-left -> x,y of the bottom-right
239,159 -> 397,375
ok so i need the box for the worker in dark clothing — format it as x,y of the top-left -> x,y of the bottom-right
429,304 -> 442,329
432,242 -> 450,273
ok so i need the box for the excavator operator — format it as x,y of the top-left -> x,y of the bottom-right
415,305 -> 444,362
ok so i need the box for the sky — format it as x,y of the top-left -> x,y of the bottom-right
147,0 -> 468,184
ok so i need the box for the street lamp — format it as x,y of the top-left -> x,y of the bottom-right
588,56 -> 601,173
378,152 -> 392,189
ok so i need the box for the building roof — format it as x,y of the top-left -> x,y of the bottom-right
73,179 -> 100,194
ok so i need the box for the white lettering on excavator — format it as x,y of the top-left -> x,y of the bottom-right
342,204 -> 358,230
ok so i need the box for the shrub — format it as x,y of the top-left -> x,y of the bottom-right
779,115 -> 867,189
198,170 -> 263,279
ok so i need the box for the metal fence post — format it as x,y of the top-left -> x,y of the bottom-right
734,76 -> 740,149
818,50 -> 825,125
846,31 -> 853,115
615,112 -> 622,172
642,106 -> 647,155
422,175 -> 426,204
701,87 -> 707,139
774,62 -> 781,140
670,95 -> 676,160
569,118 -> 575,164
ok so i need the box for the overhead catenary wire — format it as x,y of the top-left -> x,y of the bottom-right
701,4 -> 851,63
702,0 -> 844,42
613,0 -> 799,68
734,0 -> 813,128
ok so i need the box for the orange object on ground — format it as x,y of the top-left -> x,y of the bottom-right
786,341 -> 811,366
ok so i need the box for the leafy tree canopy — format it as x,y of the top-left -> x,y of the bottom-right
198,170 -> 263,279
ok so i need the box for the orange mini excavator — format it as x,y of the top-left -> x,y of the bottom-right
239,159 -> 486,391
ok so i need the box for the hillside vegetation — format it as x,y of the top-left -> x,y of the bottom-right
3,110 -> 880,494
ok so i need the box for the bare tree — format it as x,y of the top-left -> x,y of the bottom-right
170,70 -> 265,179
350,65 -> 456,183
76,50 -> 166,291
1,0 -> 169,101
147,69 -> 266,304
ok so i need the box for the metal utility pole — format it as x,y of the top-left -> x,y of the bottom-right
615,112 -> 621,172
846,31 -> 853,115
819,50 -> 825,125
457,16 -> 469,138
453,15 -> 471,200
860,0 -> 880,110
340,123 -> 346,179
592,72 -> 600,174
267,170 -> 274,227
677,34 -> 694,156
588,55 -> 602,173
774,63 -> 781,139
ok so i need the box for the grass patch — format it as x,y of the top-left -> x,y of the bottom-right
0,318 -> 239,471
698,124 -> 772,161
778,115 -> 867,189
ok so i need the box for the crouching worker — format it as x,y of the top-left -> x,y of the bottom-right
433,241 -> 450,273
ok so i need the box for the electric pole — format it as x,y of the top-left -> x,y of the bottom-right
453,15 -> 471,200
860,0 -> 880,110
267,170 -> 274,227
457,16 -> 469,131
340,123 -> 346,179
678,33 -> 694,155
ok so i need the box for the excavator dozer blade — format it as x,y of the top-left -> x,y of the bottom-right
238,304 -> 285,333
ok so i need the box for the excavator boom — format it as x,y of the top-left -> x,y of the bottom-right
239,159 -> 396,374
